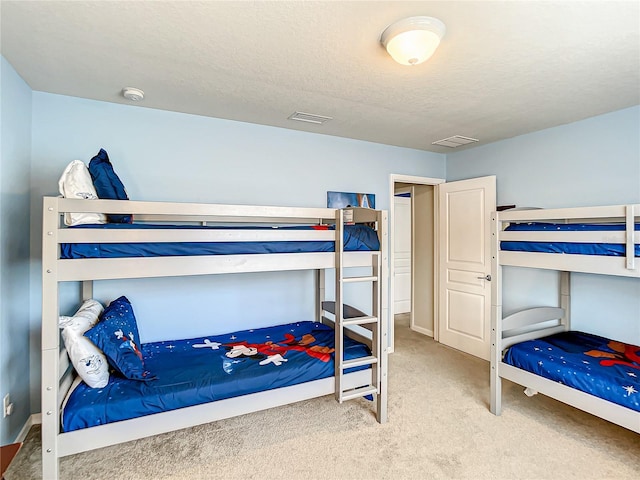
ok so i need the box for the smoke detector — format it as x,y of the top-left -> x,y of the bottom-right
122,87 -> 145,102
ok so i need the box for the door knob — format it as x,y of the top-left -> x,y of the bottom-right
477,274 -> 492,281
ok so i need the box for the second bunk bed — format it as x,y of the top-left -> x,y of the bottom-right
490,203 -> 639,433
42,196 -> 389,480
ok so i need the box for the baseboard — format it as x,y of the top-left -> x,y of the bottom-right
15,413 -> 42,443
411,325 -> 433,337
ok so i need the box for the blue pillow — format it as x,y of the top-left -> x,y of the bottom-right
85,296 -> 154,381
88,148 -> 132,223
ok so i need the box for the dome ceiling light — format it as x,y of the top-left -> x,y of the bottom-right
380,16 -> 446,66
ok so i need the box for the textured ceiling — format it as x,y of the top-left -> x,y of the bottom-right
1,1 -> 639,153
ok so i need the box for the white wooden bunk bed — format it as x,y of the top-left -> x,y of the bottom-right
42,196 -> 389,480
490,203 -> 639,433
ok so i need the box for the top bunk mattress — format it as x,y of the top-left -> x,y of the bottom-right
61,223 -> 380,259
503,331 -> 640,412
62,321 -> 371,432
501,222 -> 640,257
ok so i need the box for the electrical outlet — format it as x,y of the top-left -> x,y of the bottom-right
3,393 -> 13,417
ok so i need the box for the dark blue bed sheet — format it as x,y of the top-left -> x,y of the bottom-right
61,224 -> 380,259
501,222 -> 640,257
62,321 -> 371,431
503,331 -> 640,411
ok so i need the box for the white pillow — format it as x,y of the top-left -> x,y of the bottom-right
58,160 -> 107,226
59,299 -> 109,388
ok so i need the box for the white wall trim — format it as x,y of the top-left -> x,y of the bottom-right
389,174 -> 445,353
411,325 -> 433,337
391,174 -> 446,185
15,412 -> 41,443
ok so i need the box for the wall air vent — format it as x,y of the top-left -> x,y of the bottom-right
288,111 -> 333,125
432,135 -> 479,148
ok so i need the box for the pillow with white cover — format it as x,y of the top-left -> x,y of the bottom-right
59,299 -> 109,388
58,160 -> 107,226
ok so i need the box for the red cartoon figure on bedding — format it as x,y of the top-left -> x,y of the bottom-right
224,333 -> 335,365
584,340 -> 640,370
115,329 -> 143,361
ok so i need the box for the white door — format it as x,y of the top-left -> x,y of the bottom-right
393,195 -> 411,314
437,176 -> 496,360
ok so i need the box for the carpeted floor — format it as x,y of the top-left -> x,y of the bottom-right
7,315 -> 640,479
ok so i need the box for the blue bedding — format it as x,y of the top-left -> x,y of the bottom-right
503,331 -> 640,411
61,224 -> 380,259
501,222 -> 640,257
62,321 -> 371,431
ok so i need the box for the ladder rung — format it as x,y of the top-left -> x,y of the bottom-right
340,385 -> 378,402
342,356 -> 378,369
342,276 -> 378,283
342,315 -> 378,326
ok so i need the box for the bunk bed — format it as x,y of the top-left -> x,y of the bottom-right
490,203 -> 639,433
42,196 -> 389,480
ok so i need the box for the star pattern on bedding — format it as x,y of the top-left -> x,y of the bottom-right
506,333 -> 640,412
192,339 -> 222,350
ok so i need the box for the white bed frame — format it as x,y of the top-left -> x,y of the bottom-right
41,197 -> 389,479
490,203 -> 639,433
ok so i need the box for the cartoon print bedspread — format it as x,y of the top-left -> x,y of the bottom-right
503,331 -> 639,411
62,321 -> 370,431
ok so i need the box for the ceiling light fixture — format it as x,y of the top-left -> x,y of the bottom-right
122,87 -> 144,101
380,16 -> 446,66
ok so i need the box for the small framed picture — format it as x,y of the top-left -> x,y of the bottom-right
327,191 -> 375,209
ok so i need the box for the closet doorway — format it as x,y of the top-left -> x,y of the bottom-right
389,174 -> 444,352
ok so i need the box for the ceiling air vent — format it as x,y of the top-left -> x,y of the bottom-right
432,135 -> 479,148
288,111 -> 333,125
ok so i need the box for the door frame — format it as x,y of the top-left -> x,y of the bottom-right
393,190 -> 412,315
388,174 -> 445,352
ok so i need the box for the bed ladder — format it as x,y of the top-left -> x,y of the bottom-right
333,208 -> 382,403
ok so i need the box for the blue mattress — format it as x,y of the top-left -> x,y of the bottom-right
61,223 -> 380,259
501,222 -> 640,257
503,331 -> 640,412
62,321 -> 371,431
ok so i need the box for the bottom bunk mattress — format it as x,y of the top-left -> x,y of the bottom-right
503,331 -> 640,412
62,321 -> 370,432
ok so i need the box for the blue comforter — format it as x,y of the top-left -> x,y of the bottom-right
62,321 -> 371,431
61,224 -> 380,259
504,331 -> 640,411
501,222 -> 640,257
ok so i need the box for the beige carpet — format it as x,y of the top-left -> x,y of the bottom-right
7,315 -> 640,480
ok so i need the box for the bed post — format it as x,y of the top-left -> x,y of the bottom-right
377,210 -> 389,423
625,204 -> 635,271
334,209 -> 344,403
316,269 -> 325,323
490,211 -> 502,415
42,197 -> 61,480
82,280 -> 94,301
560,271 -> 571,331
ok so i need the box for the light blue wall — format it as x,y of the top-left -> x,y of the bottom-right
0,57 -> 33,444
447,106 -> 640,344
28,91 -> 446,409
3,59 -> 638,426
